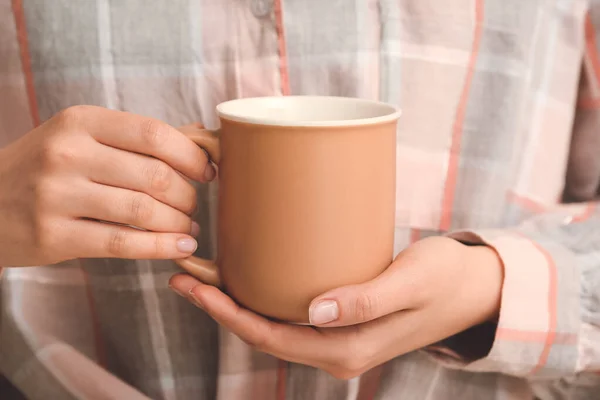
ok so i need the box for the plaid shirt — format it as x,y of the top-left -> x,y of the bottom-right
1,0 -> 600,399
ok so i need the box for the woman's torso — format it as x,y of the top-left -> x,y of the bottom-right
0,1 -> 592,399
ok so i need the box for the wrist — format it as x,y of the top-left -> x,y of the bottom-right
462,243 -> 504,323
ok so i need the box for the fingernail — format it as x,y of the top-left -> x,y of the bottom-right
204,163 -> 216,181
190,221 -> 200,237
188,290 -> 205,309
309,300 -> 339,325
177,238 -> 197,253
169,285 -> 186,298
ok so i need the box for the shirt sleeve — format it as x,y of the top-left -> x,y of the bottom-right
424,205 -> 599,378
422,9 -> 600,378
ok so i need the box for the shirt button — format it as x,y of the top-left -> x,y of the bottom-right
251,0 -> 272,18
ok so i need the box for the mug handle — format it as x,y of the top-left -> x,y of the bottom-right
175,124 -> 222,288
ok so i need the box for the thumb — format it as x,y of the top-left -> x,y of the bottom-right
308,265 -> 414,327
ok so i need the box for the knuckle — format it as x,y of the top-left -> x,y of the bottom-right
54,105 -> 85,126
147,161 -> 172,192
128,193 -> 154,224
139,118 -> 169,148
107,227 -> 129,256
151,234 -> 167,258
41,138 -> 78,167
353,291 -> 380,323
251,328 -> 273,353
240,318 -> 274,352
240,335 -> 267,350
42,106 -> 95,168
332,335 -> 373,378
53,105 -> 96,131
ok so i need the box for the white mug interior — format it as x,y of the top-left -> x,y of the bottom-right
216,96 -> 401,127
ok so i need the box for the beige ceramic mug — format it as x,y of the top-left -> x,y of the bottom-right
176,96 -> 400,324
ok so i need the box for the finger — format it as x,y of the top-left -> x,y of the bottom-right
178,124 -> 218,170
168,274 -> 342,367
66,219 -> 198,259
74,106 -> 213,183
172,275 -> 433,378
85,142 -> 198,214
308,262 -> 418,327
75,182 -> 196,234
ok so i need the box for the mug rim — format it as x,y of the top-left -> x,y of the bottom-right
216,95 -> 401,127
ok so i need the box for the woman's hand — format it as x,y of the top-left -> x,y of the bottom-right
0,106 -> 215,266
169,236 -> 504,379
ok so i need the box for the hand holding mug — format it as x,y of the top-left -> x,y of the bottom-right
0,106 -> 214,267
170,236 -> 504,379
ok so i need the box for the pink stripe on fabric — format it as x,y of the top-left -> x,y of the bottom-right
274,0 -> 290,96
515,236 -> 558,375
439,0 -> 484,231
0,1 -> 33,146
497,328 -> 577,345
506,191 -> 548,213
585,12 -> 600,98
580,12 -> 600,108
577,97 -> 600,108
572,202 -> 597,222
356,366 -> 383,400
276,359 -> 287,400
11,0 -> 40,127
